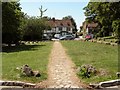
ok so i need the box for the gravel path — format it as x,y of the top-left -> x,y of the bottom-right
47,41 -> 82,88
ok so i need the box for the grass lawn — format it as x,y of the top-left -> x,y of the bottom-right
61,40 -> 118,84
2,41 -> 53,83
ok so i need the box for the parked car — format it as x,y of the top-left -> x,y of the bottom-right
54,34 -> 61,39
85,34 -> 92,40
42,36 -> 51,40
59,35 -> 75,40
51,38 -> 60,41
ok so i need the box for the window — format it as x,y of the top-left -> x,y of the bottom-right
67,27 -> 70,31
59,27 -> 62,30
60,23 -> 63,26
67,23 -> 70,26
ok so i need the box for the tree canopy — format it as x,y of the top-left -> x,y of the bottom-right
23,17 -> 51,41
2,1 -> 24,45
2,2 -> 51,45
83,2 -> 120,38
62,15 -> 77,34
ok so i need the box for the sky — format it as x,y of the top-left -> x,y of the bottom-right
20,1 -> 89,30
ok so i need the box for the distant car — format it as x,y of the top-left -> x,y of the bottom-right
59,35 -> 75,40
85,34 -> 92,40
42,36 -> 51,40
51,38 -> 59,41
54,34 -> 61,39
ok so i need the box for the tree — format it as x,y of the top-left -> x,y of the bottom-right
83,2 -> 120,38
62,16 -> 77,34
23,17 -> 51,41
2,1 -> 24,46
112,20 -> 120,39
39,5 -> 47,18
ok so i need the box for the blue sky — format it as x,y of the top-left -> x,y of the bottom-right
20,1 -> 89,30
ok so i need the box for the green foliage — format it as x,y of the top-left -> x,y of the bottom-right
78,64 -> 97,78
2,2 -> 24,45
112,20 -> 120,39
83,2 -> 120,37
79,66 -> 87,78
23,17 -> 51,41
78,32 -> 83,36
62,15 -> 77,34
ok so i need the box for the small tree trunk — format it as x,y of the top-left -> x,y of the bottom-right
15,42 -> 20,46
8,43 -> 11,47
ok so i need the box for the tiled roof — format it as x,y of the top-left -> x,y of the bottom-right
87,22 -> 98,28
82,21 -> 98,29
47,19 -> 74,28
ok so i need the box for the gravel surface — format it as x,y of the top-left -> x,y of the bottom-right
47,41 -> 83,88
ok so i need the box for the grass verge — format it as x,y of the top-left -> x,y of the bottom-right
61,40 -> 118,84
2,41 -> 53,83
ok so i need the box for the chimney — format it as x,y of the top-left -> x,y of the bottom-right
52,17 -> 55,22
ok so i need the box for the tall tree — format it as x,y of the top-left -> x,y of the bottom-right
83,2 -> 120,38
39,5 -> 47,18
2,1 -> 24,46
23,17 -> 51,41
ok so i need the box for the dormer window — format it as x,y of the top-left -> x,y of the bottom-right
52,17 -> 55,22
60,23 -> 63,26
59,27 -> 62,30
67,23 -> 70,26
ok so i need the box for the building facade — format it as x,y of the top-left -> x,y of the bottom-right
80,21 -> 99,38
43,18 -> 74,39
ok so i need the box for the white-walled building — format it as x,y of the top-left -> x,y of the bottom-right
43,18 -> 74,39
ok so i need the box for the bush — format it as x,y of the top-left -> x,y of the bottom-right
78,64 -> 97,78
78,32 -> 83,36
112,20 -> 120,39
23,17 -> 51,41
